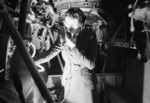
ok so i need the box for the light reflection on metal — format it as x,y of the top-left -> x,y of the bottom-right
111,41 -> 136,49
36,64 -> 45,72
0,69 -> 4,73
5,36 -> 15,80
29,42 -> 36,58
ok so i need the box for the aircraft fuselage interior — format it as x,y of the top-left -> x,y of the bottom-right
0,0 -> 150,103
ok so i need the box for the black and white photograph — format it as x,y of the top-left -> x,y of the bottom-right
0,0 -> 150,103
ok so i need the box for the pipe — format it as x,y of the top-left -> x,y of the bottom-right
18,0 -> 29,37
0,1 -> 54,103
0,1 -> 5,13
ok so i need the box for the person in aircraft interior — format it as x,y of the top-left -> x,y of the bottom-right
34,7 -> 97,103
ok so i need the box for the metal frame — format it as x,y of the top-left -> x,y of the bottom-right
0,0 -> 54,102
